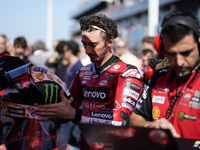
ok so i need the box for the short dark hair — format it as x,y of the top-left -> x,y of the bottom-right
160,8 -> 200,44
56,40 -> 68,54
79,14 -> 118,40
66,40 -> 79,56
141,49 -> 153,56
14,36 -> 27,49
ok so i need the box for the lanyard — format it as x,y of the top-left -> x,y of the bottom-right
165,67 -> 200,119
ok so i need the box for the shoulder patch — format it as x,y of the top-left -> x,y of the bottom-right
121,69 -> 141,79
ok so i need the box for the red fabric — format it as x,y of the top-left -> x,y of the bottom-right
70,59 -> 143,125
154,34 -> 166,57
151,68 -> 200,139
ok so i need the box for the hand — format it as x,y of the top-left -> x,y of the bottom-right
144,118 -> 180,138
34,91 -> 76,123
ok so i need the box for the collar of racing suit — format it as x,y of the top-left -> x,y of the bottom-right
95,55 -> 121,74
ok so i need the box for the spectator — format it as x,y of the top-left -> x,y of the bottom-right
140,49 -> 154,70
141,36 -> 157,55
46,40 -> 69,81
130,8 -> 200,139
28,40 -> 54,73
64,40 -> 83,89
35,14 -> 143,149
13,36 -> 30,63
0,34 -> 10,57
78,45 -> 91,66
113,37 -> 142,71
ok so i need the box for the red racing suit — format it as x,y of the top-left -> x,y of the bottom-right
134,66 -> 200,139
70,55 -> 143,126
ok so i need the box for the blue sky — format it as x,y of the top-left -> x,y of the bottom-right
0,0 -> 81,46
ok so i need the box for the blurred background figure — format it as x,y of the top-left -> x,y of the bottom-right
141,36 -> 157,56
140,49 -> 154,72
28,40 -> 54,72
13,36 -> 30,63
113,37 -> 142,71
0,34 -> 13,57
64,40 -> 83,89
46,40 -> 69,81
78,45 -> 91,66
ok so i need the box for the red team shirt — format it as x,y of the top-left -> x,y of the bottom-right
70,55 -> 143,126
135,66 -> 200,139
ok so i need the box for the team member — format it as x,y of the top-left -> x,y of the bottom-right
35,14 -> 143,147
130,8 -> 200,139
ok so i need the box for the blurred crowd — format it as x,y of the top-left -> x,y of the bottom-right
0,33 -> 163,88
0,33 -> 168,147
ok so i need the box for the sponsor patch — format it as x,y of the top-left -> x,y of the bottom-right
82,80 -> 88,84
152,96 -> 165,104
83,87 -> 110,102
122,103 -> 134,112
85,71 -> 93,75
7,106 -> 25,115
90,111 -> 113,120
153,106 -> 160,119
81,66 -> 91,71
121,69 -> 141,78
79,72 -> 85,77
123,88 -> 139,100
81,116 -> 122,126
122,96 -> 136,107
179,112 -> 196,121
155,86 -> 168,93
184,93 -> 191,101
106,73 -> 115,79
92,75 -> 99,80
114,65 -> 120,69
142,84 -> 149,99
113,100 -> 121,111
136,103 -> 141,110
83,76 -> 91,80
83,102 -> 105,109
99,80 -> 108,86
124,82 -> 141,93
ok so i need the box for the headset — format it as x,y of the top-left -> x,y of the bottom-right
143,15 -> 200,81
155,16 -> 200,56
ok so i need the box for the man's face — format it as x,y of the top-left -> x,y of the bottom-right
81,30 -> 111,67
14,45 -> 25,55
163,33 -> 200,78
0,36 -> 7,54
141,52 -> 153,67
114,40 -> 126,57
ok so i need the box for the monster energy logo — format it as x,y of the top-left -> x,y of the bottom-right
44,84 -> 59,104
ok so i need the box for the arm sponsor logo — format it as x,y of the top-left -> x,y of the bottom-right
121,69 -> 141,78
122,96 -> 136,107
124,82 -> 141,93
123,88 -> 139,100
121,103 -> 134,112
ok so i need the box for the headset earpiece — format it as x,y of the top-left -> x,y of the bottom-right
154,34 -> 166,57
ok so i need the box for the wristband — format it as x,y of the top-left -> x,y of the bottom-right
72,109 -> 82,124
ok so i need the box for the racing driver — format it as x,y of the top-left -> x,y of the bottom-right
35,14 -> 143,148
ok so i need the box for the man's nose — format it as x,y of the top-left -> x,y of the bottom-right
175,54 -> 184,67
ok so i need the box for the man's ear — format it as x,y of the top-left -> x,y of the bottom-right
107,38 -> 113,47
